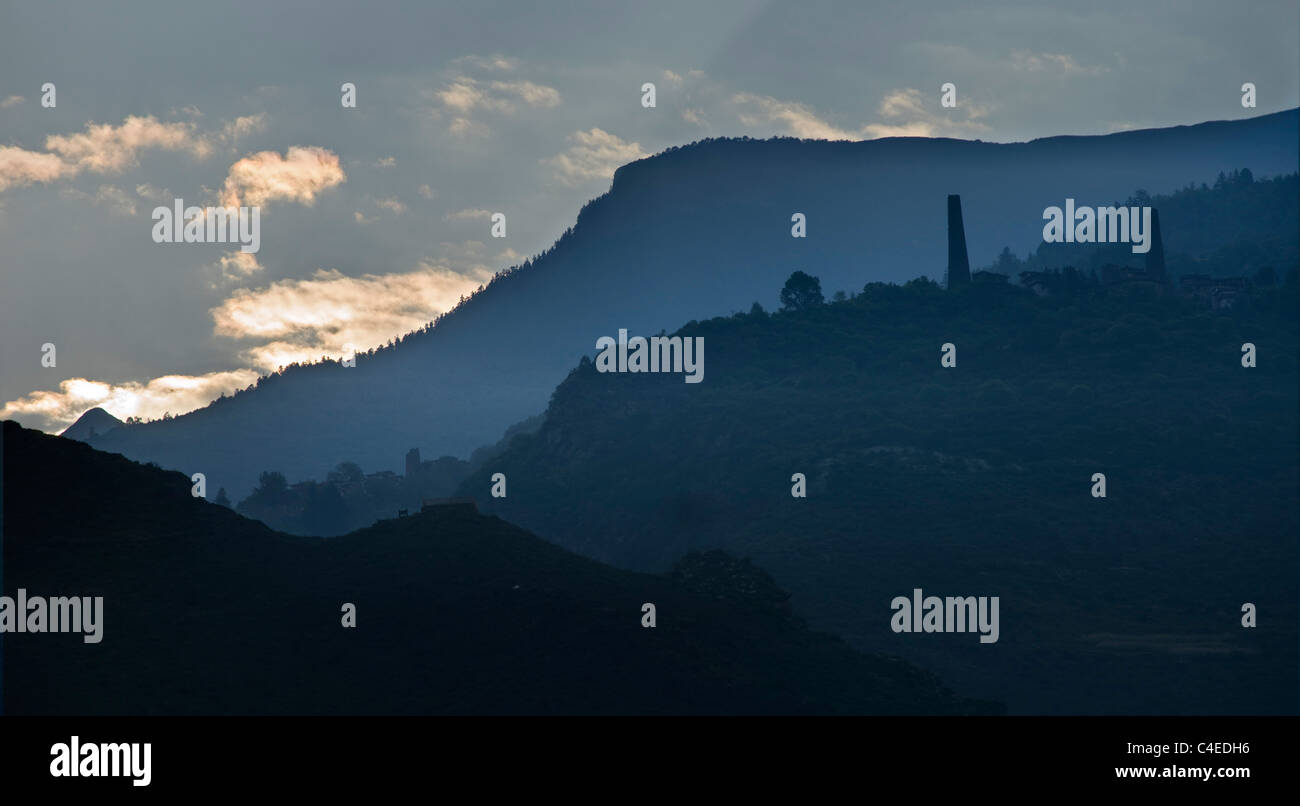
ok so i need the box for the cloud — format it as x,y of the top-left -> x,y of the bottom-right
218,114 -> 266,143
432,75 -> 561,136
444,207 -> 492,221
732,93 -> 860,140
863,88 -> 991,139
45,115 -> 211,173
447,116 -> 490,138
217,250 -> 263,280
219,146 -> 346,208
437,80 -> 490,113
210,264 -> 491,371
492,80 -> 561,108
60,183 -> 137,215
375,156 -> 397,168
1,113 -> 266,194
418,184 -> 434,199
374,196 -> 406,215
1,369 -> 262,433
1010,51 -> 1110,76
545,128 -> 647,185
0,95 -> 24,108
134,182 -> 173,201
452,54 -> 518,72
732,89 -> 990,141
0,145 -> 74,191
435,77 -> 561,113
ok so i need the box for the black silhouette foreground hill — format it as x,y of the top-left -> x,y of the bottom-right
457,278 -> 1300,715
1,421 -> 995,715
76,111 -> 1299,499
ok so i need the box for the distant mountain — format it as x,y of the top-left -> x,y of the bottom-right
2,420 -> 994,715
81,110 -> 1299,498
58,406 -> 121,443
454,277 -> 1299,714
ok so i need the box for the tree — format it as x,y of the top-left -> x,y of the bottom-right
780,271 -> 824,311
252,471 -> 288,504
327,461 -> 365,486
214,487 -> 232,507
993,246 -> 1022,275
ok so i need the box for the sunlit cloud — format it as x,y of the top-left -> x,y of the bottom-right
732,89 -> 990,141
45,115 -> 211,173
1,370 -> 261,433
545,128 -> 647,185
216,250 -> 264,280
733,93 -> 860,140
863,88 -> 991,139
435,77 -> 560,114
218,145 -> 346,208
4,254 -> 504,432
210,263 -> 492,371
493,79 -> 561,108
1,114 -> 270,194
431,73 -> 560,136
0,145 -> 74,191
218,114 -> 267,143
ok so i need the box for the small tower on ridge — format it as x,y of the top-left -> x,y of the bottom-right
947,194 -> 971,289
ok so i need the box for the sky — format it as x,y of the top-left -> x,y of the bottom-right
2,0 -> 1297,432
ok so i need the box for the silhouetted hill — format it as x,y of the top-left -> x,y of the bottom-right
456,278 -> 1299,715
78,110 -> 1299,498
58,406 -> 121,443
2,421 -> 992,715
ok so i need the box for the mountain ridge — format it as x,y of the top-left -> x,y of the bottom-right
71,109 -> 1300,498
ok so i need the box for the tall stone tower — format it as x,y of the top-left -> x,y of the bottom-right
1145,208 -> 1166,284
405,447 -> 421,478
947,194 -> 971,289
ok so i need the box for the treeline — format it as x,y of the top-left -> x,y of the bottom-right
228,413 -> 543,535
975,170 -> 1298,284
